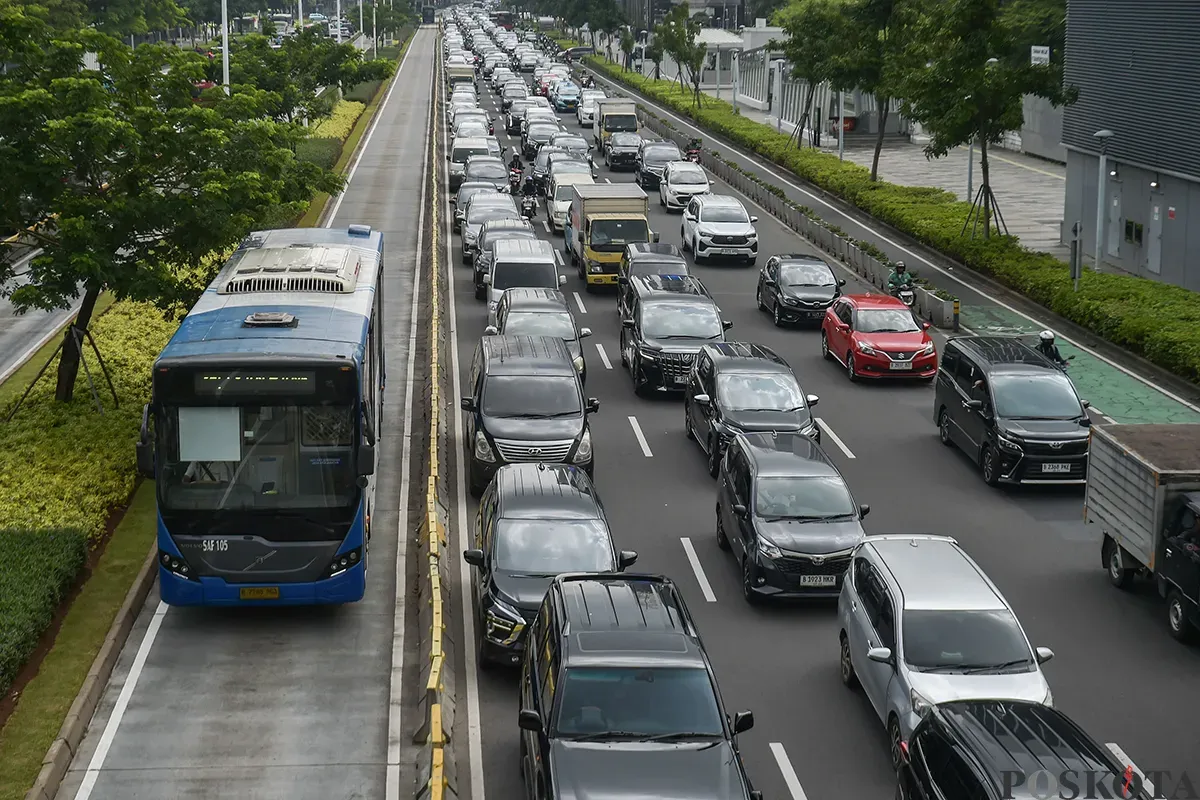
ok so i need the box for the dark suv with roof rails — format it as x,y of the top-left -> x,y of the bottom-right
620,275 -> 731,395
616,243 -> 691,319
518,572 -> 761,800
933,335 -> 1091,487
685,342 -> 821,476
898,700 -> 1153,800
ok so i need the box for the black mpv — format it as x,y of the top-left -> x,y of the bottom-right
756,254 -> 844,327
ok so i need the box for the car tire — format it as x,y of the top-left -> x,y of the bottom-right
821,331 -> 832,360
938,408 -> 954,447
772,303 -> 784,327
707,435 -> 720,478
745,257 -> 756,267
1167,590 -> 1195,643
476,620 -> 495,670
693,237 -> 705,263
839,632 -> 859,689
716,505 -> 731,551
474,284 -> 486,301
846,353 -> 858,382
741,556 -> 760,605
757,287 -> 768,311
660,192 -> 666,207
980,444 -> 1001,486
1103,537 -> 1135,589
888,715 -> 904,771
684,403 -> 695,440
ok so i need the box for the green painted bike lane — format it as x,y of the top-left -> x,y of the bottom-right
960,304 -> 1200,424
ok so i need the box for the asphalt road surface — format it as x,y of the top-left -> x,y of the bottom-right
0,251 -> 79,385
445,62 -> 1200,800
55,27 -> 437,800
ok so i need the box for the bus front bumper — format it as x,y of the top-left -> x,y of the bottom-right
159,561 -> 366,606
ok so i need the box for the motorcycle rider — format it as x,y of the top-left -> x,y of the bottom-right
508,152 -> 524,173
1036,330 -> 1069,367
887,261 -> 914,293
521,175 -> 538,197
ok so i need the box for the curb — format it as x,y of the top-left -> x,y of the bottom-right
23,542 -> 159,800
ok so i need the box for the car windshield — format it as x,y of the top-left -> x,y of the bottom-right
457,186 -> 493,205
991,373 -> 1083,419
902,609 -> 1034,672
494,519 -> 611,573
493,260 -> 558,291
482,230 -> 535,249
604,113 -> 638,132
466,162 -> 507,179
556,138 -> 587,150
610,133 -> 640,147
504,311 -> 576,338
555,667 -> 725,737
529,125 -> 557,139
504,85 -> 527,96
643,147 -> 680,165
453,146 -> 489,163
780,262 -> 836,286
716,373 -> 804,412
481,375 -> 580,417
672,169 -> 707,185
631,259 -> 688,277
855,308 -> 920,333
468,204 -> 516,224
558,85 -> 579,96
701,205 -> 748,223
643,304 -> 722,340
590,219 -> 649,251
755,476 -> 855,520
456,123 -> 489,138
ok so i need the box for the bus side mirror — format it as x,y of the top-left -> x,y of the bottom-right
358,443 -> 376,476
135,403 -> 155,478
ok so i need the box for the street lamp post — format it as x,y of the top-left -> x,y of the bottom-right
336,0 -> 342,43
359,0 -> 364,45
1093,129 -> 1115,272
372,0 -> 377,58
837,90 -> 845,160
220,0 -> 230,95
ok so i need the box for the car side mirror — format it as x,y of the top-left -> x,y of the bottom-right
750,793 -> 764,800
859,504 -> 871,517
579,327 -> 592,338
1080,417 -> 1092,427
482,274 -> 492,284
622,319 -> 633,328
962,399 -> 983,410
806,394 -> 819,407
461,397 -> 477,411
838,278 -> 846,286
867,647 -> 893,664
518,709 -> 543,732
922,321 -> 932,330
576,231 -> 583,242
763,277 -> 775,286
463,549 -> 485,567
484,325 -> 499,335
450,197 -> 458,205
732,710 -> 754,734
618,276 -> 629,285
617,549 -> 638,570
722,320 -> 733,330
1035,646 -> 1054,664
749,216 -> 759,223
694,394 -> 710,406
732,503 -> 747,517
559,274 -> 567,286
1081,399 -> 1090,408
586,397 -> 600,413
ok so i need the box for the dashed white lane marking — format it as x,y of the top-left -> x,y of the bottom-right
816,418 -> 856,459
572,292 -> 587,313
1106,743 -> 1154,795
595,343 -> 612,369
627,415 -> 653,457
769,743 -> 811,800
554,250 -> 564,266
541,219 -> 551,232
680,538 -> 717,603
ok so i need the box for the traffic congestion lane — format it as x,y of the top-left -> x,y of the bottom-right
458,68 -> 1200,800
55,30 -> 437,800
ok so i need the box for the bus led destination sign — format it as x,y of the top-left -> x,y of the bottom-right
193,371 -> 317,394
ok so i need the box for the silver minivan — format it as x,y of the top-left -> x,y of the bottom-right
837,535 -> 1055,770
484,239 -> 566,326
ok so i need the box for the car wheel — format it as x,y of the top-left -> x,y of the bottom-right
716,505 -> 731,551
741,555 -> 760,605
474,284 -> 486,301
839,632 -> 859,689
757,286 -> 767,311
707,435 -> 720,478
772,302 -> 784,327
476,618 -> 495,670
1167,590 -> 1195,642
693,238 -> 705,263
888,715 -> 904,771
821,331 -> 832,360
659,192 -> 666,207
938,408 -> 954,447
684,403 -> 695,440
745,257 -> 756,267
846,353 -> 858,382
1104,537 -> 1135,589
981,444 -> 1001,486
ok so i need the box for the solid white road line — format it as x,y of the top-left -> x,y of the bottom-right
541,219 -> 551,233
816,418 -> 856,459
680,538 -> 717,602
442,54 -> 487,800
383,37 -> 431,800
769,743 -> 811,800
572,291 -> 587,313
604,177 -> 612,183
586,69 -> 1200,416
1106,743 -> 1155,795
627,415 -> 653,457
595,342 -> 612,369
73,602 -> 168,800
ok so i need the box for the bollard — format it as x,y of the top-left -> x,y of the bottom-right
952,299 -> 960,332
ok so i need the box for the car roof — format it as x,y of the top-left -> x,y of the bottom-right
845,292 -> 909,310
466,155 -> 504,164
947,335 -> 1061,372
495,463 -> 603,520
669,162 -> 705,173
697,193 -> 742,207
457,181 -> 498,194
776,254 -> 833,267
493,238 -> 555,258
481,334 -> 575,375
553,574 -> 707,668
502,287 -> 571,312
737,432 -> 839,478
627,242 -> 683,259
632,273 -> 708,297
704,342 -> 789,371
452,136 -> 490,148
865,536 -> 1005,611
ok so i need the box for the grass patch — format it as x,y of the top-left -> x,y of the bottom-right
0,484 -> 157,800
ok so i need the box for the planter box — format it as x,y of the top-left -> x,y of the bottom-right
915,287 -> 956,329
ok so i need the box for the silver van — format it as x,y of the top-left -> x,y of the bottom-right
449,136 -> 491,191
484,239 -> 565,326
837,535 -> 1055,770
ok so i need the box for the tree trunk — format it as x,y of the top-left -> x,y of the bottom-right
797,83 -> 816,149
979,136 -> 992,239
870,95 -> 890,181
53,282 -> 102,404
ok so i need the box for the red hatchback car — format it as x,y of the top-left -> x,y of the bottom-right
821,294 -> 937,381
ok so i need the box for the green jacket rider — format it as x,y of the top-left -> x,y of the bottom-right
887,261 -> 914,291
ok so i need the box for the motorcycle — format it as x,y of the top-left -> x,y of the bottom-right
509,168 -> 523,193
890,283 -> 915,307
520,195 -> 537,218
685,138 -> 702,163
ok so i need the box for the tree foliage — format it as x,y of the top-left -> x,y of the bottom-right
12,0 -> 187,35
771,0 -> 847,141
654,4 -> 705,106
0,4 -> 343,401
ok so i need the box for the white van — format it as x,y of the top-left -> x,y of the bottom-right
484,239 -> 565,326
547,173 -> 596,233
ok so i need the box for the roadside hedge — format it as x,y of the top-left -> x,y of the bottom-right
585,56 -> 1200,383
0,528 -> 88,699
297,100 -> 367,170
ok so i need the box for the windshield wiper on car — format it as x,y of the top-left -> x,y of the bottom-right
564,731 -> 645,742
961,659 -> 1033,673
506,572 -> 559,578
526,410 -> 582,418
637,732 -> 723,743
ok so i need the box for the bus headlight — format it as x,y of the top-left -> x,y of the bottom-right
159,550 -> 198,581
574,428 -> 592,463
324,547 -> 364,579
474,430 -> 496,462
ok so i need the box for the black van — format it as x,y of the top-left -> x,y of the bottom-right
933,335 -> 1091,487
462,335 -> 599,496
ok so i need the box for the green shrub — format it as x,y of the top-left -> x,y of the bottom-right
586,55 -> 1200,383
0,527 -> 88,698
0,302 -> 178,539
311,100 -> 366,140
296,136 -> 343,170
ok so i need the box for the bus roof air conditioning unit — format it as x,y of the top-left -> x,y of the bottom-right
220,245 -> 362,294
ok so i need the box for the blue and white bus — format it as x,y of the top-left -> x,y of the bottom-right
136,225 -> 385,606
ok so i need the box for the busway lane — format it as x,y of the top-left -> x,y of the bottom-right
464,78 -> 1200,800
54,30 -> 438,800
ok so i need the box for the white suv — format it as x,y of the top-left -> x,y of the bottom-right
680,194 -> 759,265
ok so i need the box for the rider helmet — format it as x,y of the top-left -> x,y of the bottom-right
894,261 -> 906,271
1039,330 -> 1055,343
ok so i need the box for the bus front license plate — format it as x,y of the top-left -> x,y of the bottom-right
240,587 -> 280,600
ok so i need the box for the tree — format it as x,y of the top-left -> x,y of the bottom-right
13,0 -> 188,35
893,0 -> 1076,237
654,4 -> 706,106
644,37 -> 663,79
374,5 -> 411,46
771,0 -> 846,147
619,26 -> 635,71
1001,0 -> 1066,61
0,5 -> 343,402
